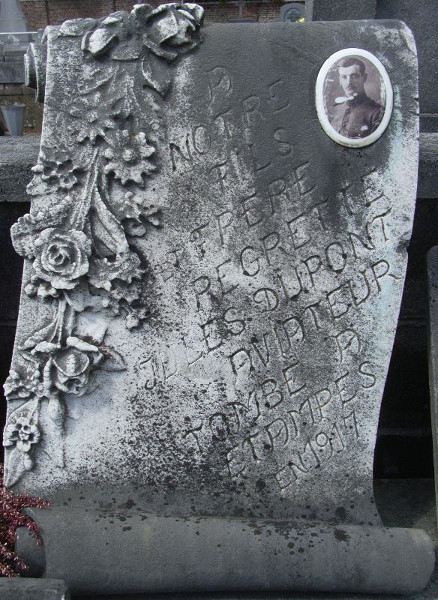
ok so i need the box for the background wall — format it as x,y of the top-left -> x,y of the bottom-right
19,0 -> 285,28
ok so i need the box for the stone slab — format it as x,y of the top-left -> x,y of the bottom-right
421,117 -> 438,134
419,133 -> 438,198
0,137 -> 41,202
376,0 -> 438,119
67,480 -> 438,599
279,3 -> 305,23
2,6 -> 429,596
0,62 -> 24,84
0,578 -> 70,600
15,480 -> 438,599
16,507 -> 434,596
6,15 -> 419,520
306,0 -> 376,21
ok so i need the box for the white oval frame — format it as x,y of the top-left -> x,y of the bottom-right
315,48 -> 393,148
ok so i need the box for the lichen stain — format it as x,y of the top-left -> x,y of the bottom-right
334,528 -> 350,543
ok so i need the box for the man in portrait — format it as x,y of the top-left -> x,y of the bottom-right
329,57 -> 384,139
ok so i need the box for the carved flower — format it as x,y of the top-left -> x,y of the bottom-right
31,228 -> 91,294
68,93 -> 116,143
4,368 -> 45,401
120,192 -> 161,237
103,130 -> 156,186
89,250 -> 144,292
141,3 -> 204,61
49,339 -> 103,396
3,417 -> 40,453
81,4 -> 204,61
30,156 -> 82,191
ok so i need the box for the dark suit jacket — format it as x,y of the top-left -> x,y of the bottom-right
330,93 -> 383,138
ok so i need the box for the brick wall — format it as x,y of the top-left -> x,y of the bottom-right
19,0 -> 285,30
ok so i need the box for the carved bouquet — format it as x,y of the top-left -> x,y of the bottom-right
3,3 -> 204,486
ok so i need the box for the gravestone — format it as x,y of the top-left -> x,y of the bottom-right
279,3 -> 305,22
3,3 -> 434,595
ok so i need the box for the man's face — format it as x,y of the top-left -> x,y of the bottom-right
338,64 -> 366,98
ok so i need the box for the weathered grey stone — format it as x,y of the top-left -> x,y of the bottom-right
16,507 -> 435,596
23,479 -> 438,600
306,0 -> 376,21
0,578 -> 69,600
0,61 -> 24,84
419,133 -> 438,198
376,0 -> 438,122
2,5 -> 432,595
0,137 -> 40,202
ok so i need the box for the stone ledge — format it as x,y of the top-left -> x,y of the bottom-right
0,578 -> 69,600
73,480 -> 438,599
0,87 -> 34,96
0,136 -> 40,202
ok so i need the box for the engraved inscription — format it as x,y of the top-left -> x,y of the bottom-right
162,63 -> 403,492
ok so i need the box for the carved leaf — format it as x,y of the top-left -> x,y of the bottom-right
21,319 -> 59,351
32,342 -> 59,355
89,252 -> 143,290
78,69 -> 117,96
100,346 -> 127,371
47,396 -> 65,429
10,216 -> 36,258
74,311 -> 109,345
46,397 -> 65,468
83,28 -> 118,57
66,336 -> 99,353
90,187 -> 128,257
141,53 -> 172,96
112,38 -> 143,61
4,399 -> 39,426
4,448 -> 27,487
111,88 -> 137,121
65,283 -> 103,313
59,18 -> 97,37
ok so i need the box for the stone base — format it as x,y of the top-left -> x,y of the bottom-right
0,578 -> 69,600
16,507 -> 434,597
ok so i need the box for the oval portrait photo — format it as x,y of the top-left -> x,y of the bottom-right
315,48 -> 393,148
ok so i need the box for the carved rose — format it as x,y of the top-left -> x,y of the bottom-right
141,3 -> 204,61
103,131 -> 156,186
82,4 -> 204,61
3,417 -> 40,453
49,340 -> 103,396
31,228 -> 91,294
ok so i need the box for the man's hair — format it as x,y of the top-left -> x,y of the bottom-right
338,56 -> 366,76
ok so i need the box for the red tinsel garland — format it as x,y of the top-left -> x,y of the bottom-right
0,464 -> 51,577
